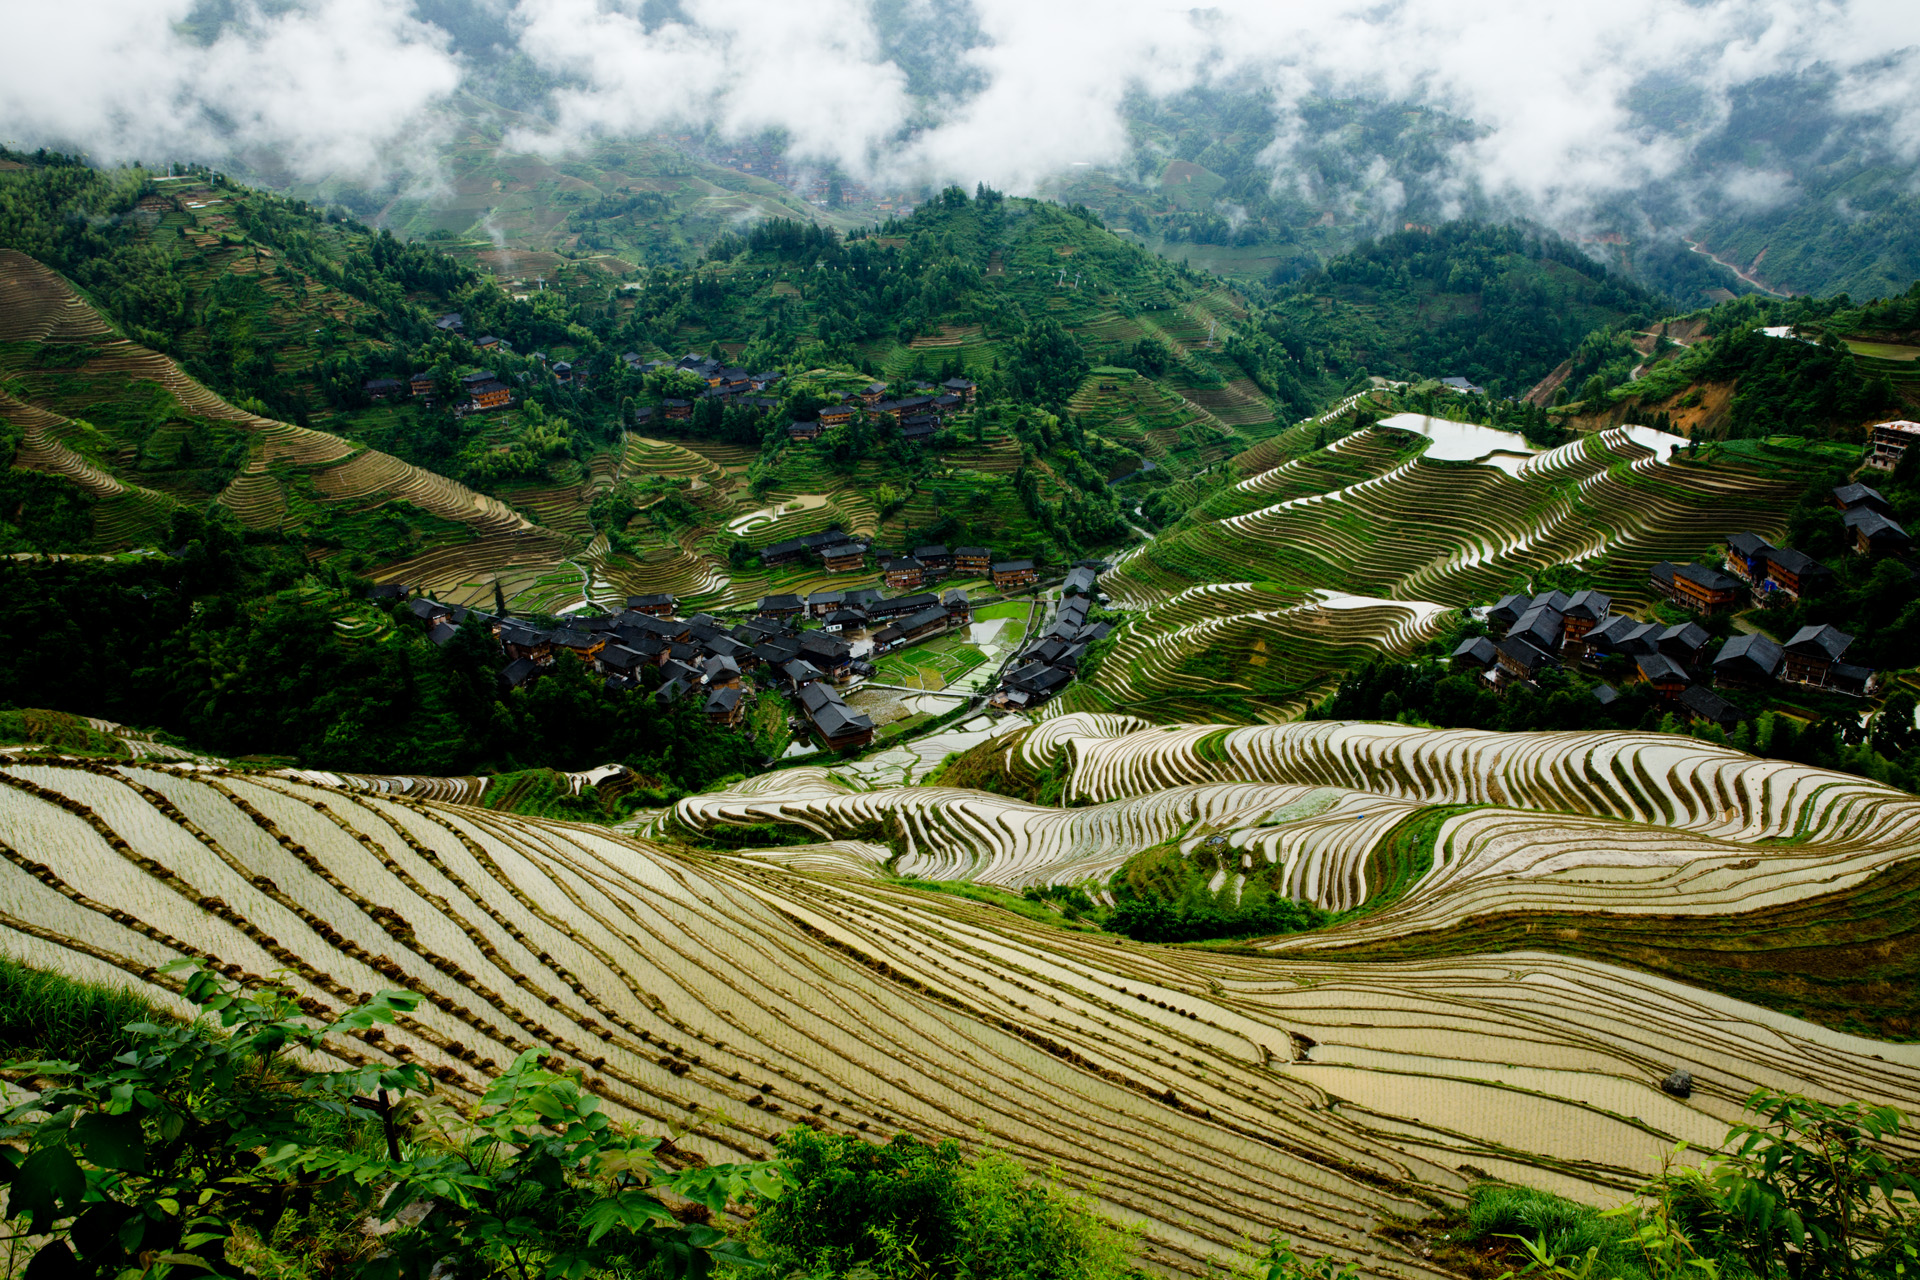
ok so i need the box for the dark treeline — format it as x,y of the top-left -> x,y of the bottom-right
0,512 -> 764,790
1105,894 -> 1328,944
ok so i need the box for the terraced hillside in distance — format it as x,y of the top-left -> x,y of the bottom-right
3,734 -> 1916,1277
673,711 -> 1920,1037
1063,407 -> 1810,723
0,249 -> 581,598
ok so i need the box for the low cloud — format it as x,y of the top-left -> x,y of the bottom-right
8,0 -> 1920,242
0,0 -> 460,182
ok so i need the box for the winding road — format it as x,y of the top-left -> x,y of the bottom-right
1684,237 -> 1791,297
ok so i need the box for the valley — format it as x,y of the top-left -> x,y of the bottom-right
4,146 -> 1920,1280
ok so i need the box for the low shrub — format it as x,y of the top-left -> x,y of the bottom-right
745,1127 -> 1136,1280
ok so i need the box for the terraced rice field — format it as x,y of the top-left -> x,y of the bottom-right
8,750 -> 1914,1278
0,251 -> 115,342
1084,424 -> 1806,721
626,435 -> 734,489
680,712 -> 1920,935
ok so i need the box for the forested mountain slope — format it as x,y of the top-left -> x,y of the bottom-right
0,158 -> 1293,592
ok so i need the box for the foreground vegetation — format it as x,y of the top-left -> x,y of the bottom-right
5,961 -> 1913,1280
1437,1092 -> 1919,1279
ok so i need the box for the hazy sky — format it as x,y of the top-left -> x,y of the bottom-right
5,0 -> 1919,225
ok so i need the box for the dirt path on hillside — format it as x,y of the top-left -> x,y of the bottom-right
1684,238 -> 1792,297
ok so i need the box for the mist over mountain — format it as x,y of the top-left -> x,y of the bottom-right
5,0 -> 1920,296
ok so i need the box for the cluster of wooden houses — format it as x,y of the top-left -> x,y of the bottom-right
378,585 -> 888,747
991,566 -> 1109,710
1454,565 -> 1875,730
1827,482 -> 1911,555
752,587 -> 973,658
785,377 -> 977,444
627,353 -> 786,425
362,334 -> 600,415
621,353 -> 977,441
756,531 -> 1039,592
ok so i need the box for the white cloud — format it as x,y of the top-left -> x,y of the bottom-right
6,0 -> 1919,236
508,0 -> 914,170
0,0 -> 461,181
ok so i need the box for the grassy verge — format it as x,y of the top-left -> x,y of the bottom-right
1354,804 -> 1479,916
0,956 -> 166,1064
0,708 -> 132,758
1388,1183 -> 1646,1280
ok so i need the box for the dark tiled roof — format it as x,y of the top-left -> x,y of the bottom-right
1678,684 -> 1739,725
1844,507 -> 1909,542
1675,563 -> 1740,593
1657,622 -> 1710,653
1497,635 -> 1554,673
1714,631 -> 1784,676
599,645 -> 647,671
1563,589 -> 1610,621
1488,593 -> 1527,623
1635,652 -> 1691,685
1510,606 -> 1564,650
1452,636 -> 1499,666
1764,546 -> 1831,578
1785,624 -> 1853,661
1833,482 -> 1889,509
1615,622 -> 1661,654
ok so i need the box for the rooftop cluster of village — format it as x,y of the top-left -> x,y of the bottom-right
756,534 -> 1038,590
359,314 -> 596,414
989,566 -> 1112,709
1453,483 -> 1897,729
372,562 -> 1000,754
626,352 -> 978,442
353,338 -> 988,454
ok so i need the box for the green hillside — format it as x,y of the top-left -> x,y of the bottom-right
291,124 -> 844,272
0,157 -> 1303,611
1221,222 -> 1673,403
1555,286 -> 1920,436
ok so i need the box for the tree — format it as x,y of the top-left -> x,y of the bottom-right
0,964 -> 782,1280
1689,1090 -> 1920,1279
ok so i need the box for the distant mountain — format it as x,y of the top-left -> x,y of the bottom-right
1038,79 -> 1920,305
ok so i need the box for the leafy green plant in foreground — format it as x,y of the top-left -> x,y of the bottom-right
0,963 -> 783,1280
1463,1089 -> 1919,1280
1669,1089 -> 1920,1279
